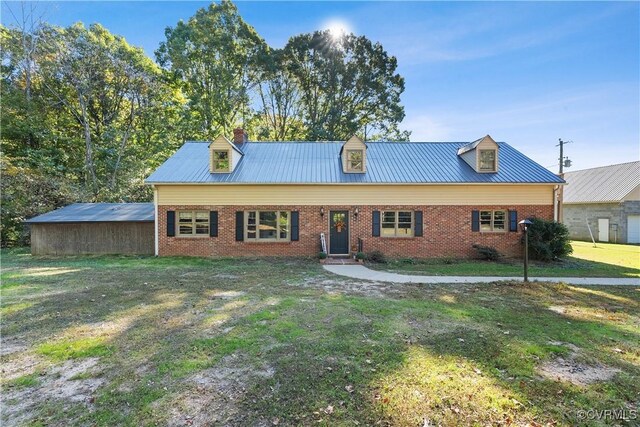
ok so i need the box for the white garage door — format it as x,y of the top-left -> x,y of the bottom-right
628,215 -> 640,244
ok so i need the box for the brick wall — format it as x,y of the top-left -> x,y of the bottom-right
158,204 -> 553,258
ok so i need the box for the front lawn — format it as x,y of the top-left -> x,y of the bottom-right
1,249 -> 639,426
370,240 -> 640,278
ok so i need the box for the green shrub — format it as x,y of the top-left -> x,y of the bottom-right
355,251 -> 366,260
318,251 -> 327,259
472,244 -> 502,261
367,250 -> 387,264
523,218 -> 573,261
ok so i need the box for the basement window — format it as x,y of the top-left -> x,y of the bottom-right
213,150 -> 230,172
480,210 -> 506,232
347,150 -> 364,172
177,211 -> 209,236
479,150 -> 496,172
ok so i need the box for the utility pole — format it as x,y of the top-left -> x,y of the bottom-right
555,138 -> 572,223
557,138 -> 572,174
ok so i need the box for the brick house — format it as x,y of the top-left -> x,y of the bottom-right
146,130 -> 564,258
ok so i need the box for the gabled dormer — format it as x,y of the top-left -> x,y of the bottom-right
340,135 -> 367,173
209,135 -> 243,173
457,135 -> 499,173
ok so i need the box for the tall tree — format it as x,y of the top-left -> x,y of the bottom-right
156,0 -> 267,139
284,30 -> 409,141
255,49 -> 304,141
38,23 -> 181,198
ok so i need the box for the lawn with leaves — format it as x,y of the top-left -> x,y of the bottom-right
371,240 -> 640,278
1,249 -> 639,426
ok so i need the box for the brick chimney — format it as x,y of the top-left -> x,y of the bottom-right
233,128 -> 248,146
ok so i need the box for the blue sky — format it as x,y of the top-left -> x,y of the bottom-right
2,1 -> 638,172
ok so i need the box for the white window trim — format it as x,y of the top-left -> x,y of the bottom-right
177,210 -> 210,237
479,210 -> 507,233
245,210 -> 291,242
381,210 -> 414,238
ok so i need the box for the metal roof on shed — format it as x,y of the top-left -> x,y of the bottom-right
563,161 -> 640,204
25,203 -> 154,223
145,141 -> 563,184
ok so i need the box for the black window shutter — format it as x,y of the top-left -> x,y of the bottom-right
509,210 -> 518,232
291,211 -> 299,241
414,211 -> 423,237
210,211 -> 218,237
167,211 -> 175,237
235,211 -> 244,241
372,210 -> 381,237
471,210 -> 480,232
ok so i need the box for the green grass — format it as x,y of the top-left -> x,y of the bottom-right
37,337 -> 114,361
370,240 -> 640,278
1,249 -> 638,426
6,373 -> 40,388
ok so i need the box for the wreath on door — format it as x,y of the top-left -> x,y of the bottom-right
334,219 -> 346,233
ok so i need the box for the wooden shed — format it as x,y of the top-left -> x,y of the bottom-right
25,203 -> 154,255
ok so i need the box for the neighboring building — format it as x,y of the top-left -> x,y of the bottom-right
145,130 -> 563,258
562,161 -> 640,244
26,203 -> 154,255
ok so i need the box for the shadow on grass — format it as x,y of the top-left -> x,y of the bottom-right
1,251 -> 639,426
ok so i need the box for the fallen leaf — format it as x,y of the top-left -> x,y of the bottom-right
345,385 -> 354,393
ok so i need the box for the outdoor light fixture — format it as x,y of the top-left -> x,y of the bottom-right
519,219 -> 533,282
354,207 -> 359,218
320,207 -> 325,217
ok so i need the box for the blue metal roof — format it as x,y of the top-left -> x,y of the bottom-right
25,203 -> 154,223
145,141 -> 564,184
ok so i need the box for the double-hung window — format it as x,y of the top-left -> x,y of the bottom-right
246,210 -> 290,241
177,211 -> 209,236
347,150 -> 364,172
479,150 -> 496,172
213,150 -> 230,172
479,210 -> 506,232
381,211 -> 413,237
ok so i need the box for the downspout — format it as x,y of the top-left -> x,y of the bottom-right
553,185 -> 559,223
153,185 -> 159,256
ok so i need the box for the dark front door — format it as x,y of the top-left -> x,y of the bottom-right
329,211 -> 349,255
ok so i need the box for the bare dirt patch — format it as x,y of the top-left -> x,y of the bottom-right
2,357 -> 104,427
299,277 -> 395,298
1,352 -> 42,380
164,353 -> 274,426
538,342 -> 620,386
0,338 -> 27,357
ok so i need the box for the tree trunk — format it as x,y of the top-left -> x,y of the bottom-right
77,92 -> 98,196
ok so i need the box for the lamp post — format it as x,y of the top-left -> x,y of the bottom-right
519,219 -> 533,282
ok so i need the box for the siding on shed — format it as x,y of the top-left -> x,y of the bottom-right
156,184 -> 555,206
30,222 -> 154,255
562,201 -> 640,244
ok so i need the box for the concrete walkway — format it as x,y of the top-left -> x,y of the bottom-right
323,264 -> 640,286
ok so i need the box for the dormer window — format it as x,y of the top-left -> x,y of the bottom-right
479,150 -> 496,172
213,150 -> 230,172
457,135 -> 499,173
347,150 -> 364,172
340,135 -> 367,173
209,135 -> 244,173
